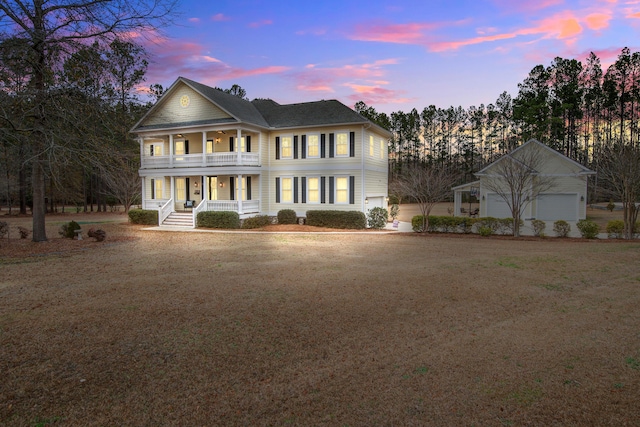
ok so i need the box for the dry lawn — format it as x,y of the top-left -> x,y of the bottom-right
1,206 -> 639,426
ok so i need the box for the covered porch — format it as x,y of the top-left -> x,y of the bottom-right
452,181 -> 480,217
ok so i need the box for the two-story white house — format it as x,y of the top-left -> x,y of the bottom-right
131,77 -> 392,227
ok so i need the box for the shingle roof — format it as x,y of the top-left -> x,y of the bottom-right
180,77 -> 270,128
251,98 -> 368,128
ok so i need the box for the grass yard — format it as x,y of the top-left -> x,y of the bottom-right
1,207 -> 639,426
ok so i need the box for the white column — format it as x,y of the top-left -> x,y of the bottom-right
139,138 -> 145,169
237,174 -> 243,214
141,177 -> 146,209
170,176 -> 175,205
236,128 -> 242,164
202,131 -> 207,166
169,134 -> 174,167
202,175 -> 208,203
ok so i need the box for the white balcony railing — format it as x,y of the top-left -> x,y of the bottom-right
141,152 -> 260,169
203,200 -> 260,214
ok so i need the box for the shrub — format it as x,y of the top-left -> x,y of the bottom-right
531,219 -> 546,237
242,215 -> 272,229
128,209 -> 158,225
367,207 -> 388,229
457,217 -> 477,234
607,199 -> 615,212
306,210 -> 366,229
197,211 -> 240,229
87,228 -> 106,242
0,221 -> 8,239
553,220 -> 571,238
478,226 -> 493,237
577,219 -> 599,239
412,215 -> 426,232
389,204 -> 400,220
17,226 -> 30,239
496,218 -> 522,235
59,220 -> 81,239
606,220 -> 625,239
277,209 -> 298,224
474,217 -> 499,235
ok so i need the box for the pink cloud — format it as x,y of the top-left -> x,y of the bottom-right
344,84 -> 413,106
188,17 -> 200,24
248,19 -> 273,28
584,13 -> 612,29
490,0 -> 564,14
211,13 -> 230,22
350,21 -> 438,44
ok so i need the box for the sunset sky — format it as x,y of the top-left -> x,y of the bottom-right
142,0 -> 639,114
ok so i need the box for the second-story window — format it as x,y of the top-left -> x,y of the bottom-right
281,136 -> 292,159
307,134 -> 319,158
336,133 -> 348,156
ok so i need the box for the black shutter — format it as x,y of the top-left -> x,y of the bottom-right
349,132 -> 355,157
301,135 -> 306,159
329,133 -> 334,158
321,177 -> 326,204
329,177 -> 334,204
229,137 -> 234,152
185,140 -> 189,154
246,176 -> 251,200
349,176 -> 355,204
246,136 -> 251,152
150,179 -> 155,199
275,177 -> 280,203
186,178 -> 190,201
320,134 -> 326,158
150,145 -> 154,156
276,137 -> 280,160
301,177 -> 306,203
293,177 -> 299,203
230,177 -> 235,201
293,135 -> 298,159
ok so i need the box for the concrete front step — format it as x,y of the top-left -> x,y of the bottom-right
162,213 -> 194,227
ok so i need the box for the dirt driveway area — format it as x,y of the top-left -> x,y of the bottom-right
1,208 -> 639,425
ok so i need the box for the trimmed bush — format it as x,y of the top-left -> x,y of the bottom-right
410,215 -> 478,233
59,220 -> 81,239
478,225 -> 493,237
277,209 -> 298,224
474,217 -> 499,235
606,220 -> 625,239
553,220 -> 571,238
531,219 -> 546,237
412,215 -> 426,232
577,219 -> 599,239
306,210 -> 366,229
242,215 -> 272,229
197,211 -> 240,229
367,207 -> 388,229
128,209 -> 158,225
389,204 -> 400,220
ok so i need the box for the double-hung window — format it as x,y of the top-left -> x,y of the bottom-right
206,140 -> 214,154
307,134 -> 319,158
281,136 -> 293,159
151,178 -> 164,199
307,177 -> 320,203
176,178 -> 186,201
336,177 -> 348,203
235,137 -> 246,153
149,143 -> 163,156
336,133 -> 348,156
380,139 -> 385,159
281,177 -> 293,203
369,136 -> 374,157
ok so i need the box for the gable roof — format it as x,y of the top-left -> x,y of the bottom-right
475,139 -> 595,176
132,77 -> 392,137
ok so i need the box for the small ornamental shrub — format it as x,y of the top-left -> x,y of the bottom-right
474,217 -> 499,235
128,209 -> 158,225
306,210 -> 366,229
607,199 -> 615,212
0,221 -> 8,239
577,219 -> 599,239
478,226 -> 493,237
197,211 -> 240,229
17,226 -> 30,239
59,220 -> 81,239
411,215 -> 426,232
242,215 -> 271,229
367,207 -> 388,229
606,220 -> 625,239
531,219 -> 546,237
87,228 -> 106,242
496,218 -> 523,235
553,220 -> 571,238
277,209 -> 298,224
389,204 -> 400,220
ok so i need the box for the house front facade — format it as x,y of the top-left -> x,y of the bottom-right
131,77 -> 391,226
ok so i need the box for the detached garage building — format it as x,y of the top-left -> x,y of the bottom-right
453,139 -> 595,225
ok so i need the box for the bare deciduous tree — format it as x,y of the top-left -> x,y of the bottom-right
391,163 -> 458,232
597,141 -> 640,239
476,140 -> 556,237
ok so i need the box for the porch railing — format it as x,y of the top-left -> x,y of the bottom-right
141,152 -> 260,168
144,198 -> 169,210
192,199 -> 207,228
159,198 -> 174,225
203,200 -> 260,214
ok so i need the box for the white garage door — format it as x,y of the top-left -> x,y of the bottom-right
486,193 -> 512,218
537,194 -> 577,221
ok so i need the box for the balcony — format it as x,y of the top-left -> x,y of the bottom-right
141,152 -> 260,169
